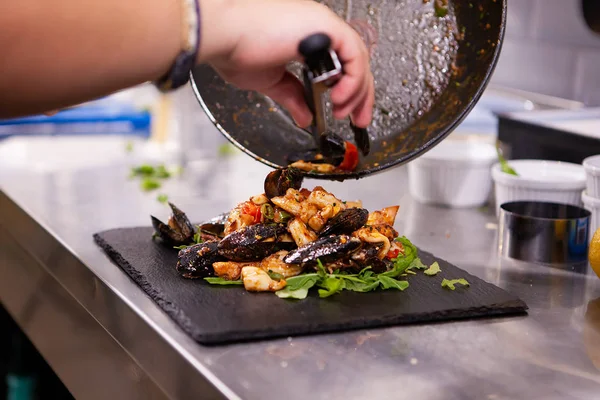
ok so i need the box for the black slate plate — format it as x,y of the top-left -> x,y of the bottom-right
93,227 -> 527,345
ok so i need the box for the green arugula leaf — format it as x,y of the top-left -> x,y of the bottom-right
192,231 -> 203,244
424,262 -> 441,276
318,277 -> 345,298
441,278 -> 470,290
173,244 -> 192,250
378,276 -> 410,291
275,274 -> 319,299
343,278 -> 380,293
284,274 -> 319,290
316,259 -> 328,278
408,257 -> 427,270
275,287 -> 310,299
204,277 -> 244,285
396,236 -> 418,258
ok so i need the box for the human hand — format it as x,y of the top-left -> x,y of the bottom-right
197,0 -> 374,128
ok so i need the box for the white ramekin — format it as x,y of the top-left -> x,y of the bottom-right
582,190 -> 600,241
491,160 -> 586,214
583,155 -> 600,198
408,140 -> 497,208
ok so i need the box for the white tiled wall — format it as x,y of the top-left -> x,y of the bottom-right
492,0 -> 600,104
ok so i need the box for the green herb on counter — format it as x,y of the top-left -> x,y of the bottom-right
424,262 -> 441,276
141,177 -> 161,191
204,277 -> 244,285
157,194 -> 169,204
130,164 -> 156,178
496,143 -> 518,176
441,278 -> 470,290
125,141 -> 134,153
218,143 -> 238,156
154,164 -> 171,179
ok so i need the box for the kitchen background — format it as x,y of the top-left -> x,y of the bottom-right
493,0 -> 600,105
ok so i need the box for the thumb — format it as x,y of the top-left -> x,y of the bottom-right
262,70 -> 312,128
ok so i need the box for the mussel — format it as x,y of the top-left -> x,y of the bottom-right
286,133 -> 346,167
176,241 -> 224,278
350,123 -> 370,157
151,202 -> 195,246
350,245 -> 391,273
283,234 -> 362,265
264,167 -> 305,199
218,223 -> 296,261
320,207 -> 369,237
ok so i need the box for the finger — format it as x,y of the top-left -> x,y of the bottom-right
329,27 -> 370,106
350,72 -> 375,128
332,70 -> 370,119
262,70 -> 313,128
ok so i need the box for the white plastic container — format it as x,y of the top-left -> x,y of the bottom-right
491,160 -> 586,213
583,155 -> 600,198
582,190 -> 600,242
408,140 -> 497,208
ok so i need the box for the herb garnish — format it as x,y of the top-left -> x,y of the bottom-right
130,163 -> 177,192
441,278 -> 470,290
424,262 -> 441,276
496,143 -> 518,176
202,236 -> 471,299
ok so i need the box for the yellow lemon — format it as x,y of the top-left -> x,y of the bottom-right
588,228 -> 600,279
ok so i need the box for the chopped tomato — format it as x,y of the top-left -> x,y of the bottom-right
241,202 -> 262,224
386,248 -> 401,259
338,142 -> 359,171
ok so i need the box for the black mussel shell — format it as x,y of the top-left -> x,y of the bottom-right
320,208 -> 369,237
284,234 -> 362,265
350,123 -> 370,156
198,223 -> 225,239
176,241 -> 224,278
264,168 -> 305,199
319,133 -> 345,166
150,202 -> 195,246
218,223 -> 290,261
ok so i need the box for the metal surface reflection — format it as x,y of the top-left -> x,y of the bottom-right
1,155 -> 600,400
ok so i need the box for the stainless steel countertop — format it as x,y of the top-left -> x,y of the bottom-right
2,153 -> 600,400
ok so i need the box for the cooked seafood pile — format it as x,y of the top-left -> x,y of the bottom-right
151,168 -> 428,299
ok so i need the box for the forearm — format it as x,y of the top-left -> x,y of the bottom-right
0,0 -> 181,118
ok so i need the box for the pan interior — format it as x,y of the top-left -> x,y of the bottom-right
190,0 -> 505,179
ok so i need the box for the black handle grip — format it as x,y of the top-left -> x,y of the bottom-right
298,33 -> 332,70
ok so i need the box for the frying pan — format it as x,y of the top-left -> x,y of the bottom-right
190,0 -> 507,180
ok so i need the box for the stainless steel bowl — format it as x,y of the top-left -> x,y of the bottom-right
498,201 -> 591,265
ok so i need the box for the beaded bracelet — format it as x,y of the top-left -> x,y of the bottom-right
154,0 -> 201,91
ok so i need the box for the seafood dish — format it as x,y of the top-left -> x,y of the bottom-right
151,168 -> 438,299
